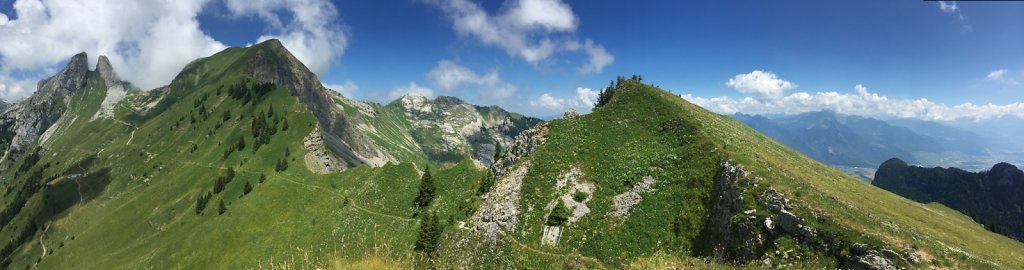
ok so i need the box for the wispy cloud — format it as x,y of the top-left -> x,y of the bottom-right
425,0 -> 613,74
985,69 -> 1020,86
937,1 -> 972,32
388,82 -> 435,100
324,80 -> 359,97
426,59 -> 517,100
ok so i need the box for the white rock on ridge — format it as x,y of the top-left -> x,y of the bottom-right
472,161 -> 531,238
609,175 -> 656,217
92,55 -> 130,120
303,125 -> 347,174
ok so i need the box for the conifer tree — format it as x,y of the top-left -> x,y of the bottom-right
218,199 -> 227,215
414,167 -> 436,210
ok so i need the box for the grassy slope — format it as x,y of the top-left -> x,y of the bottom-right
634,80 -> 1024,268
437,79 -> 1023,269
0,43 -> 489,269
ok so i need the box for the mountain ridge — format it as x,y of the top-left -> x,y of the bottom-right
0,42 -> 1020,269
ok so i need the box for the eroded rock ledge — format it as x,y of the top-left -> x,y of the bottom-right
704,160 -> 916,270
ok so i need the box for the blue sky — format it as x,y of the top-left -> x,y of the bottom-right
1,0 -> 1022,120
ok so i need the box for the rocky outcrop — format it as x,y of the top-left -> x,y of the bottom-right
491,123 -> 547,178
395,94 -> 542,166
699,160 -> 765,262
472,123 -> 549,239
302,125 -> 347,174
609,175 -> 655,217
472,161 -> 531,239
541,164 -> 595,246
1,52 -> 91,166
703,160 -> 910,269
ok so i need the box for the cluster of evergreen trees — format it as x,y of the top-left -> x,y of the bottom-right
197,167 -> 237,215
274,158 -> 289,172
195,192 -> 212,214
595,74 -> 642,109
250,107 -> 282,151
190,93 -> 211,124
227,80 -> 276,104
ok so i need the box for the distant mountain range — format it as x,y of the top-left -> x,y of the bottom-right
873,158 -> 1024,242
732,111 -> 1008,172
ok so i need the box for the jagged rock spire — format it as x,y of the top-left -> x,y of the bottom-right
96,55 -> 120,85
39,52 -> 90,97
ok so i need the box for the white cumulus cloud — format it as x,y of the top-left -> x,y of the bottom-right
0,0 -> 349,101
426,59 -> 516,100
682,84 -> 1024,122
574,87 -> 599,108
425,0 -> 613,74
388,82 -> 435,100
529,87 -> 600,112
725,70 -> 797,100
530,93 -> 564,110
324,80 -> 358,97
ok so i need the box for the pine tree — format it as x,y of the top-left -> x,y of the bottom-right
195,192 -> 210,214
414,167 -> 436,210
414,211 -> 443,255
213,177 -> 226,194
493,142 -> 503,163
546,200 -> 571,226
478,171 -> 494,194
237,136 -> 246,151
218,199 -> 227,215
243,181 -> 253,195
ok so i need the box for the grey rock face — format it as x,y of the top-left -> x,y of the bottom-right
609,175 -> 655,217
1,52 -> 90,166
472,161 -> 531,238
705,160 -> 906,269
92,55 -> 131,120
701,160 -> 764,262
244,39 -> 385,168
491,123 -> 547,178
472,124 -> 549,240
397,94 -> 539,166
96,55 -> 120,84
302,125 -> 347,173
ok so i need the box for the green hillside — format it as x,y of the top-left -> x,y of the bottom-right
0,42 -> 1021,269
436,77 -> 1024,269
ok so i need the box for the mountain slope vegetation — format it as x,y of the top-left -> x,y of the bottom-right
430,77 -> 1024,269
0,42 -> 1020,269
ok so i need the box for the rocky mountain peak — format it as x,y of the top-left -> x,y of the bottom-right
38,52 -> 90,97
243,39 -> 386,168
96,55 -> 120,85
